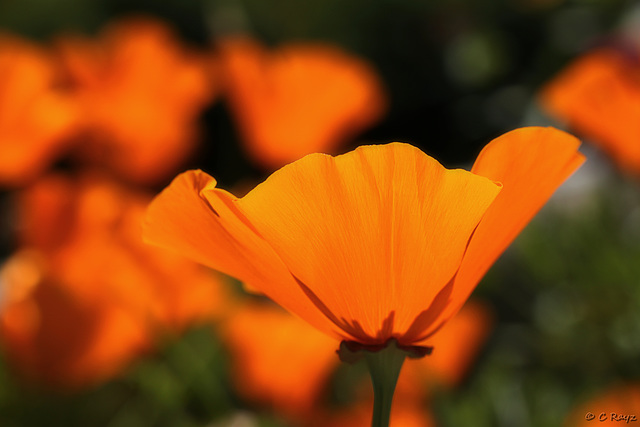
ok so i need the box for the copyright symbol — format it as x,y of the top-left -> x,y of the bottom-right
585,412 -> 595,421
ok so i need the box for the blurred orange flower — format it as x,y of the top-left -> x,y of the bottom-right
221,301 -> 339,420
0,34 -> 78,187
0,174 -> 227,388
396,300 -> 493,398
57,17 -> 217,184
218,37 -> 387,169
145,127 -> 583,350
220,300 -> 490,425
0,249 -> 150,389
564,383 -> 640,426
539,48 -> 640,173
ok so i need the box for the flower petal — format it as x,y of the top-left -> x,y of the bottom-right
57,17 -> 216,185
222,302 -> 339,418
143,170 -> 343,339
429,126 -> 584,334
237,143 -> 501,344
0,36 -> 78,187
539,49 -> 640,173
218,37 -> 387,169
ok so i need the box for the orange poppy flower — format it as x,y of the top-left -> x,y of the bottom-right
0,174 -> 227,388
539,48 -> 640,173
144,126 -> 583,349
218,37 -> 387,169
221,301 -> 339,420
220,299 -> 490,425
395,300 -> 493,399
0,249 -> 150,388
416,300 -> 493,387
0,34 -> 78,187
57,16 -> 217,184
564,383 -> 640,426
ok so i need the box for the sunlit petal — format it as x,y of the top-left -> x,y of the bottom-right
237,143 -> 501,343
423,127 -> 585,336
144,170 -> 344,339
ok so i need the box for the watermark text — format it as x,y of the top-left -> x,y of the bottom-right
585,412 -> 638,423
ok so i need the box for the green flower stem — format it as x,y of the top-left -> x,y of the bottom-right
363,340 -> 407,427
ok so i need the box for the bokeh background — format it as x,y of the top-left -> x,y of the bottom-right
1,0 -> 640,426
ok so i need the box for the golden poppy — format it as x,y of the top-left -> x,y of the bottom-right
394,300 -> 493,400
415,300 -> 492,387
221,301 -> 340,420
0,174 -> 227,388
217,37 -> 387,169
0,249 -> 151,388
220,299 -> 490,425
57,16 -> 217,184
0,34 -> 78,187
539,48 -> 640,174
144,126 -> 583,348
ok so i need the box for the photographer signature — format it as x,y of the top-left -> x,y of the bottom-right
585,412 -> 638,422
